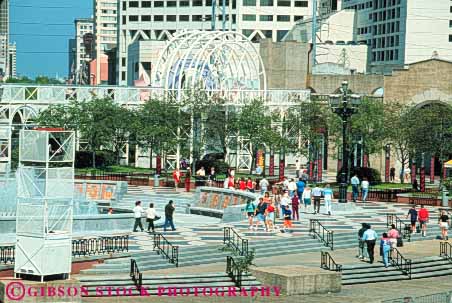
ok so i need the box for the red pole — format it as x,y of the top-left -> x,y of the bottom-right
269,152 -> 275,176
385,145 -> 390,183
363,154 -> 368,168
430,157 -> 435,184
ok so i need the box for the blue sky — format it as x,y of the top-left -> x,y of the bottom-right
11,0 -> 92,79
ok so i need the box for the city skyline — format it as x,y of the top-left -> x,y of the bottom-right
11,0 -> 92,78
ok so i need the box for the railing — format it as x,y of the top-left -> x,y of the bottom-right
389,247 -> 412,279
223,227 -> 249,256
440,241 -> 452,262
386,214 -> 411,242
130,259 -> 143,290
364,188 -> 413,202
153,233 -> 179,267
408,191 -> 439,206
226,256 -> 242,288
309,219 -> 334,250
72,235 -> 129,257
381,291 -> 452,303
320,251 -> 342,272
76,171 -> 151,186
0,245 -> 15,264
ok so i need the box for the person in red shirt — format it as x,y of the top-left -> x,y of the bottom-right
291,193 -> 300,221
418,205 -> 429,237
227,176 -> 235,190
246,177 -> 254,193
172,169 -> 180,189
265,200 -> 276,232
239,178 -> 246,191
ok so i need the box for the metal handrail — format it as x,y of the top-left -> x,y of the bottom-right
153,233 -> 179,267
386,214 -> 411,242
320,251 -> 342,272
309,219 -> 334,250
72,235 -> 129,257
226,255 -> 242,288
130,259 -> 143,290
389,247 -> 412,279
440,241 -> 452,262
0,245 -> 15,264
223,227 -> 249,256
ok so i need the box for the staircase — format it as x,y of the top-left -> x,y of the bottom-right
342,256 -> 452,285
80,226 -> 442,275
79,272 -> 262,297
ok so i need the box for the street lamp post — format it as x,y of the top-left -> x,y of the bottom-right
329,81 -> 361,203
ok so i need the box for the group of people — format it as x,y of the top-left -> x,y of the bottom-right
358,223 -> 401,267
132,200 -> 177,233
358,205 -> 451,268
350,174 -> 370,202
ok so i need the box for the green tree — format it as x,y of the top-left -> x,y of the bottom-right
233,98 -> 283,174
406,103 -> 452,183
384,101 -> 412,183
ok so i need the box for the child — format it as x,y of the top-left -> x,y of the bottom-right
282,205 -> 293,232
244,200 -> 256,229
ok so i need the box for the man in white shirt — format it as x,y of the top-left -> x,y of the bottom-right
361,178 -> 370,202
280,192 -> 291,219
351,174 -> 360,202
311,185 -> 323,214
288,179 -> 297,198
362,225 -> 378,264
259,177 -> 269,195
295,160 -> 301,178
133,201 -> 144,232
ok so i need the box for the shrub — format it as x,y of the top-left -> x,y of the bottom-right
75,150 -> 116,168
336,167 -> 382,185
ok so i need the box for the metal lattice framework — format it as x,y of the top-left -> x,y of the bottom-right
153,31 -> 267,97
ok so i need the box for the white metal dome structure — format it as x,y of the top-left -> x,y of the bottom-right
153,30 -> 267,98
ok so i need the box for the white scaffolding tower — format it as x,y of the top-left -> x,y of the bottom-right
14,129 -> 75,281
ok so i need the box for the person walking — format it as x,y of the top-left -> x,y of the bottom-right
380,233 -> 392,268
351,174 -> 360,202
296,178 -> 305,199
295,159 -> 301,178
259,177 -> 269,195
323,184 -> 333,215
280,192 -> 291,219
361,178 -> 369,202
265,201 -> 276,232
282,205 -> 293,232
133,201 -> 144,232
388,224 -> 399,250
357,223 -> 369,260
146,203 -> 159,233
208,167 -> 216,186
163,200 -> 176,231
253,197 -> 267,231
362,224 -> 378,264
288,178 -> 297,198
185,168 -> 191,192
312,184 -> 322,214
291,192 -> 300,221
406,205 -> 418,234
245,200 -> 256,229
418,205 -> 429,237
390,167 -> 395,182
439,210 -> 450,240
302,186 -> 312,213
172,169 -> 180,189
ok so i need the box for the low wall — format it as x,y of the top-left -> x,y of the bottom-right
251,266 -> 341,295
0,213 -> 135,235
191,187 -> 258,222
74,180 -> 128,204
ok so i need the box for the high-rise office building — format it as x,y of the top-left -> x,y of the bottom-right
342,0 -> 452,73
72,18 -> 94,84
93,0 -> 118,84
7,42 -> 15,78
0,0 -> 8,78
116,0 -> 339,85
